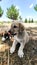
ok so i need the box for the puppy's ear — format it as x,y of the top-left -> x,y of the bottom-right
19,23 -> 25,32
10,23 -> 14,34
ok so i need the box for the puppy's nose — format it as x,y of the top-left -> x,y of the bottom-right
13,25 -> 18,28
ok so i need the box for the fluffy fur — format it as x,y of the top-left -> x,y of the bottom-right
10,22 -> 29,58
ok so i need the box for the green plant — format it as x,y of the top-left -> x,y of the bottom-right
6,5 -> 19,20
0,6 -> 3,17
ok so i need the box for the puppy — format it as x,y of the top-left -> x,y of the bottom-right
2,30 -> 12,41
10,22 -> 29,58
2,29 -> 17,42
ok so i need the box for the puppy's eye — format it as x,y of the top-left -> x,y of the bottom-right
13,25 -> 18,28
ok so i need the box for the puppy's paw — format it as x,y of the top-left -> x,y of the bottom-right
18,50 -> 24,58
2,37 -> 5,41
10,47 -> 15,54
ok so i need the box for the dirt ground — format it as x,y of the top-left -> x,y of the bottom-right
0,27 -> 37,65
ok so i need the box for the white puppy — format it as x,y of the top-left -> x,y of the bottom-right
10,22 -> 29,58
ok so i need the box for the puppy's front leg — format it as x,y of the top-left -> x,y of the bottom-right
10,40 -> 17,54
18,42 -> 25,58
